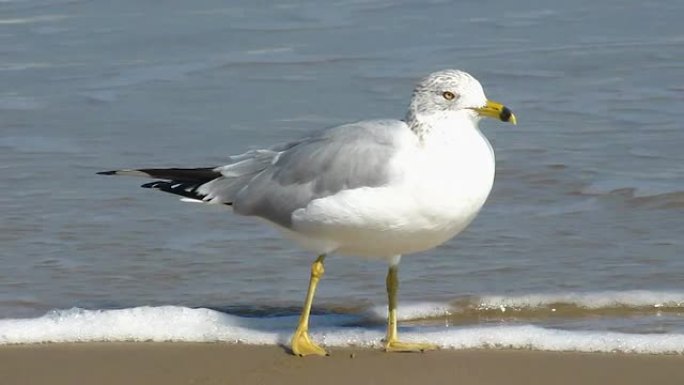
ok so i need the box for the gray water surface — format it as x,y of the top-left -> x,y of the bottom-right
1,0 -> 683,333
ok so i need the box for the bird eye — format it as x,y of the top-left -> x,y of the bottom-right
442,91 -> 456,100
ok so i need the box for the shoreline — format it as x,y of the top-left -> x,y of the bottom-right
2,343 -> 684,385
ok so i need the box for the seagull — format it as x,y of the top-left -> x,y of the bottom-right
98,69 -> 516,356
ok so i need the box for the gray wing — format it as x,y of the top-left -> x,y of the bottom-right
231,119 -> 410,228
98,119 -> 411,224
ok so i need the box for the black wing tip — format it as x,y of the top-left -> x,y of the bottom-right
140,180 -> 210,202
97,167 -> 221,181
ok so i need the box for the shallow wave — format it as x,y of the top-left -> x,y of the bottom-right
1,305 -> 684,353
366,302 -> 452,322
579,179 -> 684,200
449,291 -> 684,324
360,291 -> 684,320
475,290 -> 684,311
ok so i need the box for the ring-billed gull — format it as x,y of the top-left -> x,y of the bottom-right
98,69 -> 516,356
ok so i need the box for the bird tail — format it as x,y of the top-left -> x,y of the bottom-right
97,167 -> 226,203
97,167 -> 220,182
98,149 -> 281,204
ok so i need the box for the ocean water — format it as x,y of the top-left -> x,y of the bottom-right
1,0 -> 683,353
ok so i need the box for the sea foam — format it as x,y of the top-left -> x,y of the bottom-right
476,290 -> 684,310
2,305 -> 684,354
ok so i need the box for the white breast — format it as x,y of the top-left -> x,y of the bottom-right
288,119 -> 496,259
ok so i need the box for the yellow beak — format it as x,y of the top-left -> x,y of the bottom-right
474,100 -> 517,125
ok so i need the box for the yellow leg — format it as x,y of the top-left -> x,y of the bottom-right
384,265 -> 437,353
291,254 -> 328,357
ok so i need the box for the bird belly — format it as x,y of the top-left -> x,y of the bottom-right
287,187 -> 485,259
287,127 -> 495,259
289,163 -> 494,259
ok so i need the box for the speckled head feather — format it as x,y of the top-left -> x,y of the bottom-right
405,69 -> 488,128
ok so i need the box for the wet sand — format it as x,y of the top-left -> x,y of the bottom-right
1,343 -> 683,385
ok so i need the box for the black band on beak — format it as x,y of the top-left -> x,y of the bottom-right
500,107 -> 513,123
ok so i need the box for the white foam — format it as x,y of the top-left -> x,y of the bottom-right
366,302 -> 451,321
413,326 -> 684,354
0,306 -> 280,345
2,306 -> 684,354
477,290 -> 684,310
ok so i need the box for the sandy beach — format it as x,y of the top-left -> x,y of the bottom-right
1,343 -> 683,385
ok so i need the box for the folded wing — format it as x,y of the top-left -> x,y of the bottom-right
98,119 -> 410,227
